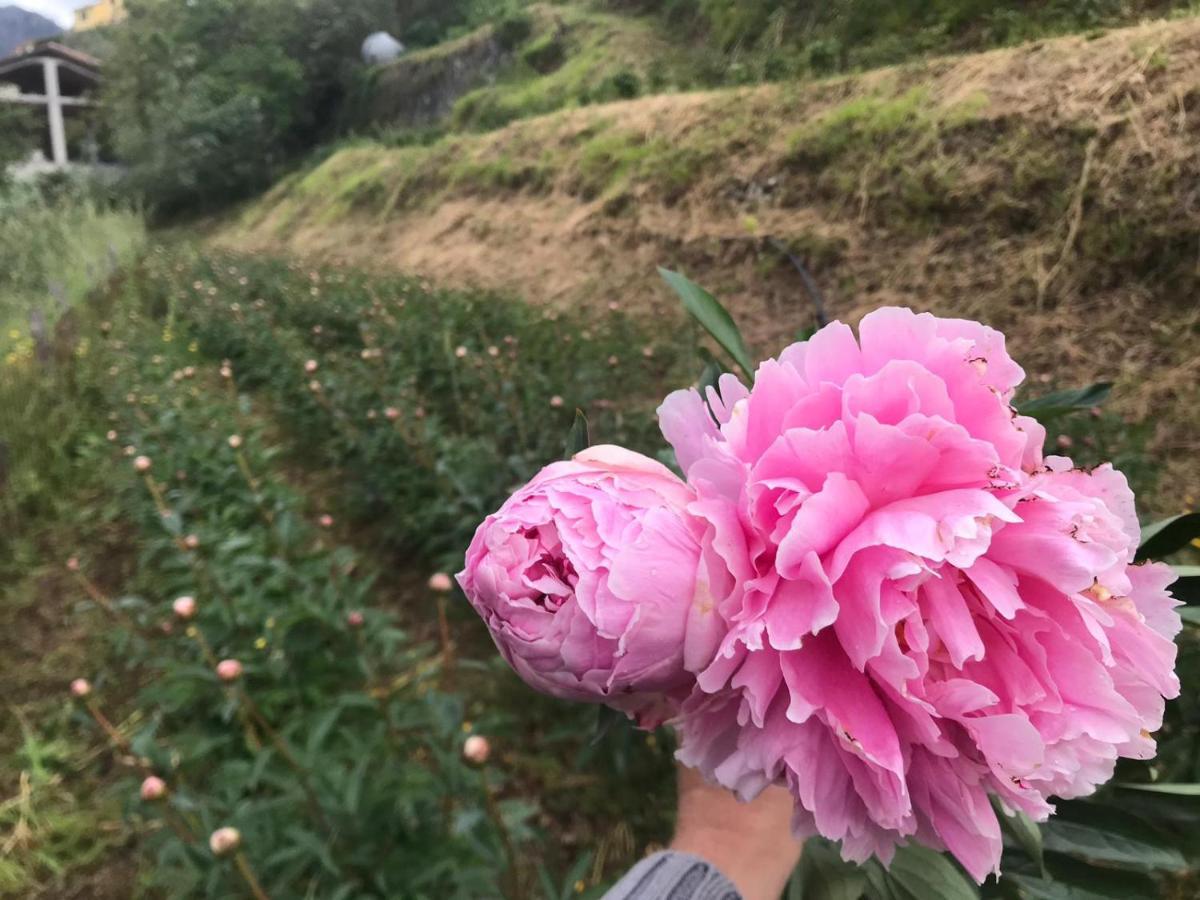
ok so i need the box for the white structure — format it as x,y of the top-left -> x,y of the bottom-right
362,31 -> 405,65
0,42 -> 101,170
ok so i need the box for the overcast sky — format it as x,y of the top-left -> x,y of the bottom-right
17,1 -> 90,28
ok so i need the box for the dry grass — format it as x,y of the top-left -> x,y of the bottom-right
219,16 -> 1200,515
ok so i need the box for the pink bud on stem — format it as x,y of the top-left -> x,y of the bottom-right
216,659 -> 243,682
463,735 -> 490,766
141,775 -> 167,801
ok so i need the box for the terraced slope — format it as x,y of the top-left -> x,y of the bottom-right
220,16 -> 1200,510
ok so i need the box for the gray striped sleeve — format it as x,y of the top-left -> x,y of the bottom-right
602,851 -> 741,900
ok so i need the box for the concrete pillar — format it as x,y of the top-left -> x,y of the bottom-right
42,58 -> 67,166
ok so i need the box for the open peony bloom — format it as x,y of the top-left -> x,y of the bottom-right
458,445 -> 706,726
658,307 -> 1181,881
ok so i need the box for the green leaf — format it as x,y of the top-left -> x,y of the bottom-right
1018,383 -> 1112,421
1170,566 -> 1200,604
1136,512 -> 1200,560
1116,782 -> 1200,796
1041,820 -> 1188,873
1180,606 -> 1200,626
564,409 -> 590,459
659,267 -> 754,379
1003,873 -> 1125,900
991,795 -> 1045,875
884,845 -> 978,900
788,838 -> 868,900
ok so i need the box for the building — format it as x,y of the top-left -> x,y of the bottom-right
0,41 -> 101,173
73,0 -> 126,32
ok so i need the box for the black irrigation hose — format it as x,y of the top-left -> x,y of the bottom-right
767,236 -> 829,329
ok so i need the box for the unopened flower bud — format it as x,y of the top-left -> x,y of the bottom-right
106,430 -> 118,442
70,678 -> 91,698
173,596 -> 197,620
549,395 -> 564,409
346,610 -> 364,629
454,346 -> 468,359
66,556 -> 80,572
216,659 -> 243,682
1056,434 -> 1074,450
209,826 -> 242,856
309,379 -> 322,393
183,534 -> 200,550
384,406 -> 400,421
462,735 -> 490,766
318,514 -> 333,528
227,434 -> 242,449
133,455 -> 152,473
140,775 -> 167,801
304,359 -> 318,373
428,572 -> 453,593
220,366 -> 233,379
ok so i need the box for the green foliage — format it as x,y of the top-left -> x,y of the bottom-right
106,0 -> 400,216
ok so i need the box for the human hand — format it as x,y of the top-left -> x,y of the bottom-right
669,764 -> 803,900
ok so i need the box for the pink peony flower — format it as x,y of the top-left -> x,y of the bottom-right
657,307 -> 1181,881
458,446 -> 706,725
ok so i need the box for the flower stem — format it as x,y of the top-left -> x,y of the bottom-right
234,851 -> 270,900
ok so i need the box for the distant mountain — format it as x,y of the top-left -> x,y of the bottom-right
0,5 -> 61,58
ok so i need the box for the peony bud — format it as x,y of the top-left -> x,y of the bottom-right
123,445 -> 136,457
183,534 -> 200,550
462,735 -> 490,766
346,610 -> 364,629
70,678 -> 91,698
304,359 -> 318,373
209,826 -> 242,857
318,514 -> 334,528
608,301 -> 620,311
133,455 -> 152,473
384,406 -> 400,421
216,659 -> 243,682
607,355 -> 619,367
173,596 -> 197,620
140,775 -> 167,801
309,380 -> 322,393
106,430 -> 118,442
487,345 -> 499,358
220,365 -> 233,379
66,556 -> 80,572
454,346 -> 468,359
428,572 -> 453,593
227,435 -> 242,449
1056,434 -> 1074,450
549,395 -> 564,409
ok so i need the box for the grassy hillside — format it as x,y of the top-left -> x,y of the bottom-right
223,15 -> 1200,516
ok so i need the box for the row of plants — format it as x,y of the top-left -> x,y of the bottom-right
3,245 -> 692,897
168,248 -> 694,567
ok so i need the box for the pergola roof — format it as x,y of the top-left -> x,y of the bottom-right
0,41 -> 100,96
